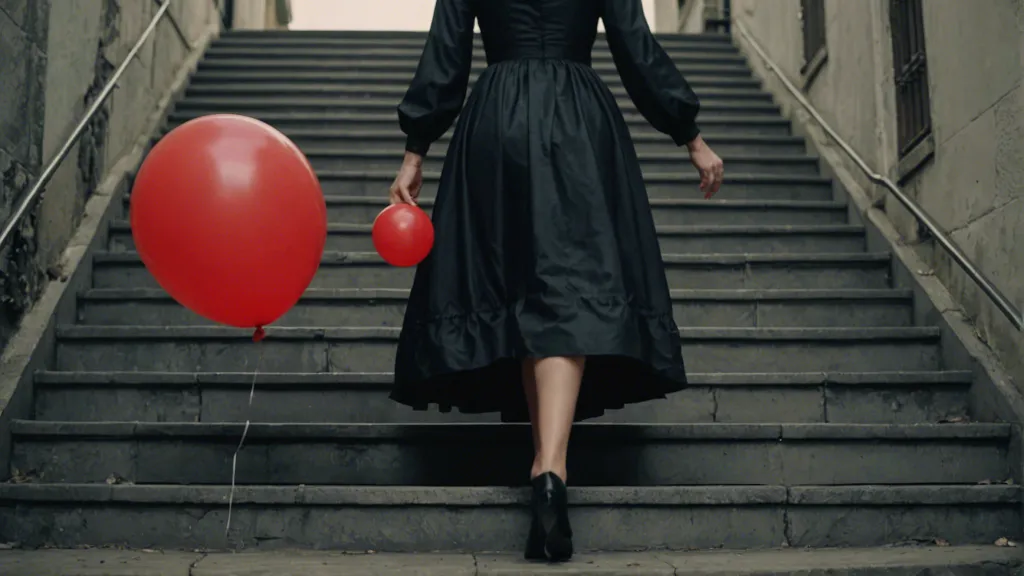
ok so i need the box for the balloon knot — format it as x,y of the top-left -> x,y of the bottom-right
253,326 -> 266,343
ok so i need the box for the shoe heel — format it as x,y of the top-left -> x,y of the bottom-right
525,472 -> 574,562
524,518 -> 546,560
544,526 -> 573,562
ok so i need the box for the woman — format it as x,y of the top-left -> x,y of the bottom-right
388,0 -> 724,562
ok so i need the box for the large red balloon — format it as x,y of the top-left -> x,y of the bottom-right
372,204 -> 434,267
130,114 -> 327,329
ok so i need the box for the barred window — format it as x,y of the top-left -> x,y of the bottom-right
890,0 -> 932,156
800,0 -> 827,71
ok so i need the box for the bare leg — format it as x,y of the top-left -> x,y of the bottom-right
522,356 -> 585,482
522,360 -> 541,462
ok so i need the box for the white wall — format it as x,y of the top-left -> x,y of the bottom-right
231,0 -> 270,29
290,0 -> 658,32
678,0 -> 706,33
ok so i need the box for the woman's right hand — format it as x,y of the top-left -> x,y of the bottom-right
390,152 -> 424,205
686,135 -> 724,199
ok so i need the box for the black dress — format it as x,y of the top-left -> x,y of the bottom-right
390,0 -> 702,422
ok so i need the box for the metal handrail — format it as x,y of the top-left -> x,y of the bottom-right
0,0 -> 173,252
734,20 -> 1023,331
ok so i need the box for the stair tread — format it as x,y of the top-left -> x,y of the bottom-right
109,220 -> 858,235
81,287 -> 911,301
176,98 -> 771,108
311,169 -> 830,183
11,421 -> 1011,439
121,193 -> 849,210
0,481 -> 1011,504
221,147 -> 809,159
92,250 -> 892,264
316,196 -> 846,208
55,325 -> 941,340
203,47 -> 747,58
217,30 -> 733,40
34,370 -> 975,386
197,59 -> 748,68
160,128 -> 804,143
185,83 -> 766,94
0,483 -> 1016,505
189,73 -> 760,86
2,546 -> 1020,576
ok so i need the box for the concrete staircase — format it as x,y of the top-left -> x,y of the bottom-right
1,30 -> 1020,567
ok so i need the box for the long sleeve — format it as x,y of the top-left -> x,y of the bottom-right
397,0 -> 475,157
601,0 -> 701,146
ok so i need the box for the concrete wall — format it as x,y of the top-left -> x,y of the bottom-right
659,0 -> 727,34
679,0 -> 708,33
732,0 -> 1024,390
0,0 -> 223,351
653,0 -> 679,33
0,0 -> 51,346
233,0 -> 290,30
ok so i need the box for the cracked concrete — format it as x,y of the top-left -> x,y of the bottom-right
1,546 -> 1022,575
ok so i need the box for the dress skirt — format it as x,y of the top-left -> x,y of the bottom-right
390,57 -> 689,422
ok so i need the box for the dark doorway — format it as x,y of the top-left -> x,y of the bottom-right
221,0 -> 234,30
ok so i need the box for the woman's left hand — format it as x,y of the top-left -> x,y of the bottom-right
390,152 -> 424,205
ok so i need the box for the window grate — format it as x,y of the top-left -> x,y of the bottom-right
800,0 -> 827,68
890,0 -> 932,156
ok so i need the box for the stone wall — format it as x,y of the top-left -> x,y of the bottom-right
732,0 -> 1024,389
0,0 -> 51,347
0,0 -> 222,350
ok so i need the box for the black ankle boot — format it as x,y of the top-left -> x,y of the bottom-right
524,471 -> 573,562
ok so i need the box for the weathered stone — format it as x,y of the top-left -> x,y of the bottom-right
1,546 -> 1021,576
0,7 -> 41,168
8,421 -> 1010,486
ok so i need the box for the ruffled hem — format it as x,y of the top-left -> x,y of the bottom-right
391,295 -> 688,422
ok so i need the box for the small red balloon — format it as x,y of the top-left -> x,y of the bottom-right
372,204 -> 434,267
130,114 -> 327,329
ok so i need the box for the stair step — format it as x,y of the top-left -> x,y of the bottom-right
217,30 -> 739,48
91,251 -> 894,291
176,96 -> 775,114
10,421 -> 1009,486
162,124 -> 804,150
311,152 -> 817,175
170,109 -> 791,137
202,46 -> 749,64
80,287 -> 910,329
120,196 -> 848,227
185,83 -> 772,101
0,484 -> 1016,550
4,546 -> 1022,576
190,70 -> 760,87
53,326 -> 941,374
216,29 -> 736,42
120,160 -> 830,200
33,370 -> 973,425
332,196 -> 849,226
209,39 -> 742,53
108,222 -> 861,255
195,59 -> 753,77
310,171 -> 834,200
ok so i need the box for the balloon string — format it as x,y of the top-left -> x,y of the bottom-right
225,339 -> 264,536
